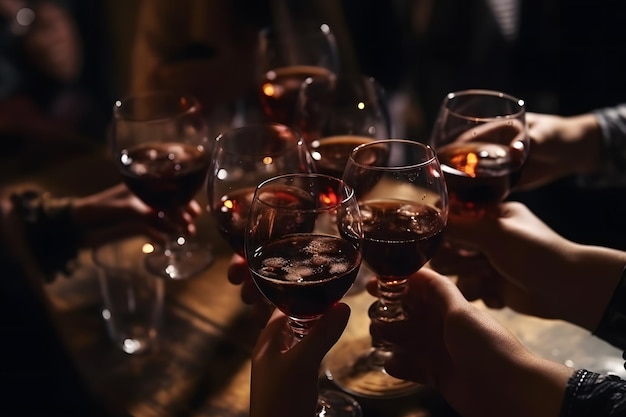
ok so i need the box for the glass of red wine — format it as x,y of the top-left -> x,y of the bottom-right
294,73 -> 391,293
111,90 -> 213,280
324,139 -> 449,399
206,123 -> 316,258
256,24 -> 340,126
429,89 -> 529,255
294,73 -> 392,178
245,173 -> 364,417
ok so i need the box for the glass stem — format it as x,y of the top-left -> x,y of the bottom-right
367,277 -> 409,368
286,316 -> 319,349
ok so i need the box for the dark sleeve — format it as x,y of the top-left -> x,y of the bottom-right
560,369 -> 626,417
583,103 -> 626,185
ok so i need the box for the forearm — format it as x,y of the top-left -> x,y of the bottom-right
558,244 -> 626,332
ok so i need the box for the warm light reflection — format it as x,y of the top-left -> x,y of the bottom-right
262,83 -> 275,97
357,102 -> 365,110
451,152 -> 478,177
142,243 -> 155,254
263,156 -> 273,165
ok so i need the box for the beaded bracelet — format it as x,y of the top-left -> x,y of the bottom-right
10,189 -> 80,281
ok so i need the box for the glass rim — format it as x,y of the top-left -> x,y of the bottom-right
253,172 -> 355,212
443,89 -> 526,121
214,122 -> 306,156
113,90 -> 201,121
348,139 -> 438,171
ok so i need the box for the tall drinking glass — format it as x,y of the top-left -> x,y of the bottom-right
245,173 -> 363,417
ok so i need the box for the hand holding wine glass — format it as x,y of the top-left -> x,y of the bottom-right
111,90 -> 213,280
325,139 -> 449,398
430,89 -> 529,217
245,173 -> 364,417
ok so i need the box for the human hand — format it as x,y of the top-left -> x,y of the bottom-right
71,183 -> 201,248
227,253 -> 274,326
250,303 -> 350,417
370,267 -> 572,417
515,112 -> 603,191
430,201 -> 626,330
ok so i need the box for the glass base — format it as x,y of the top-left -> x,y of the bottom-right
324,337 -> 423,399
145,243 -> 214,280
318,389 -> 362,417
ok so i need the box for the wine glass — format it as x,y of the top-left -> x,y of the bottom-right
111,90 -> 214,280
294,73 -> 392,293
324,139 -> 449,398
429,89 -> 529,249
256,24 -> 340,126
207,123 -> 316,258
294,73 -> 393,178
245,173 -> 364,417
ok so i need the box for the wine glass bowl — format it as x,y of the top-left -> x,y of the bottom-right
325,139 -> 448,398
294,74 -> 392,178
256,24 -> 340,126
207,123 -> 316,258
245,173 -> 363,417
111,90 -> 213,280
430,89 -> 529,216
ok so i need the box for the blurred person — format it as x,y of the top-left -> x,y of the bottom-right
0,182 -> 200,416
0,0 -> 115,158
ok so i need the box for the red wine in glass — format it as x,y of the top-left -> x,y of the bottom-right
120,142 -> 209,212
259,65 -> 335,126
325,139 -> 449,399
359,200 -> 444,281
249,233 -> 361,319
112,91 -> 213,280
207,123 -> 316,257
245,173 -> 364,417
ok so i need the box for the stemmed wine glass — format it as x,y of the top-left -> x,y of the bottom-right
429,89 -> 529,232
294,73 -> 392,178
111,90 -> 214,280
256,24 -> 340,126
324,139 -> 449,398
245,173 -> 364,417
294,73 -> 391,293
207,123 -> 316,258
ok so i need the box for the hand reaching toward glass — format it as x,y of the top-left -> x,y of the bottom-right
73,183 -> 201,248
245,173 -> 363,417
325,139 -> 449,398
111,90 -> 213,280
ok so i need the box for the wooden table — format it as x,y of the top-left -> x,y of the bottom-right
11,144 -> 625,417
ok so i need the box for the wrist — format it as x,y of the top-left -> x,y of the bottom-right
563,113 -> 603,174
504,353 -> 572,417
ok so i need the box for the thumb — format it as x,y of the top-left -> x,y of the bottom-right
296,303 -> 350,363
